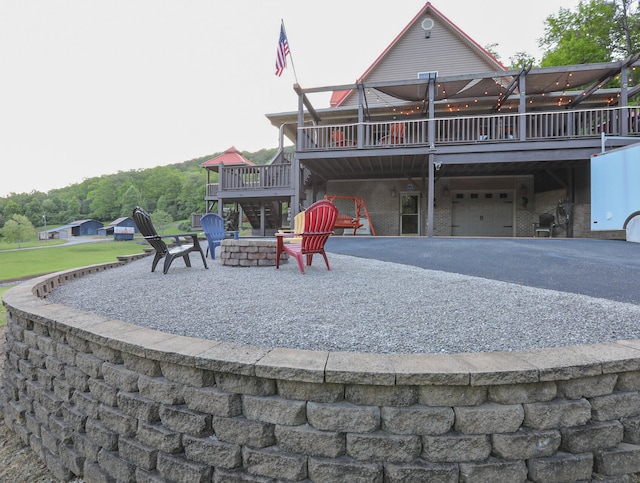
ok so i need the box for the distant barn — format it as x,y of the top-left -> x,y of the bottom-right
38,219 -> 104,240
98,217 -> 138,240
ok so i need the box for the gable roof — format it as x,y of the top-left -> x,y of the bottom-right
331,2 -> 506,108
200,146 -> 256,170
67,219 -> 102,226
107,217 -> 132,227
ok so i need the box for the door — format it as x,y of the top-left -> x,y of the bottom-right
400,193 -> 420,235
451,191 -> 513,236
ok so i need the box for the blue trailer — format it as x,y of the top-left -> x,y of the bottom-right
591,142 -> 640,242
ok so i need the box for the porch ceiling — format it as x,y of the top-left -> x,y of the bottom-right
434,159 -> 588,178
301,153 -> 589,182
302,153 -> 431,180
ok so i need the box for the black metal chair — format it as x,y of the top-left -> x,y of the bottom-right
534,213 -> 556,237
132,206 -> 208,274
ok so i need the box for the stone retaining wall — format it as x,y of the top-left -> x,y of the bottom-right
2,261 -> 640,481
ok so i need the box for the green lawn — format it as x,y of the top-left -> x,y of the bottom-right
0,239 -> 66,250
0,239 -> 148,328
0,240 -> 147,281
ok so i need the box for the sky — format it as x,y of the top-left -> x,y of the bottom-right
0,0 -> 582,198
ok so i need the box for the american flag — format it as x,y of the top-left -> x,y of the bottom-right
275,24 -> 290,77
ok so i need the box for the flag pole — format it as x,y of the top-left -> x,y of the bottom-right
281,19 -> 299,85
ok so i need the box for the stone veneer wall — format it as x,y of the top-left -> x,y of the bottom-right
220,239 -> 285,267
3,261 -> 640,482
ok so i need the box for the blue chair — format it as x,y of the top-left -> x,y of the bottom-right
200,213 -> 225,259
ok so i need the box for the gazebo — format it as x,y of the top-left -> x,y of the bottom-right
200,145 -> 255,173
199,146 -> 256,232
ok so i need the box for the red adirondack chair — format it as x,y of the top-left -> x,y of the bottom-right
276,200 -> 338,274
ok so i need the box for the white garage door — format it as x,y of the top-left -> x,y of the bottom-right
451,191 -> 514,236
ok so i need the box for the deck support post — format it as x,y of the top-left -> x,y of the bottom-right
427,153 -> 435,238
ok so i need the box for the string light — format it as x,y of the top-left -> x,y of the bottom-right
359,67 -> 624,119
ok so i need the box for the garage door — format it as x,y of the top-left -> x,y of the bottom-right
451,191 -> 514,236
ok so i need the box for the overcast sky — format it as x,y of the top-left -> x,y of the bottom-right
0,0 -> 581,197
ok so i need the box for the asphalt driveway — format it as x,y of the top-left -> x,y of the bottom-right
325,237 -> 640,305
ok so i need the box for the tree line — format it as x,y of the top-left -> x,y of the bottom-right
0,148 -> 280,233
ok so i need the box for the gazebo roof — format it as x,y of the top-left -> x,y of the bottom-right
200,146 -> 255,171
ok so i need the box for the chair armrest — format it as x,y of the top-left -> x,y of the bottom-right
161,233 -> 199,246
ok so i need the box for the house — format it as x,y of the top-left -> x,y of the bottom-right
202,2 -> 640,238
38,219 -> 104,240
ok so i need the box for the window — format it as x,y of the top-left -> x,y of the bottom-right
417,71 -> 438,80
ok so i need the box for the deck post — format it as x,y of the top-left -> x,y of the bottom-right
428,77 -> 435,148
291,156 -> 301,218
519,71 -> 527,141
427,153 -> 435,238
357,84 -> 365,148
621,67 -> 629,136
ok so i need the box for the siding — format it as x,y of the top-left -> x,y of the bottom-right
370,18 -> 499,82
340,10 -> 503,108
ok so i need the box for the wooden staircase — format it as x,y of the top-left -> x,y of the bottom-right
240,201 -> 281,232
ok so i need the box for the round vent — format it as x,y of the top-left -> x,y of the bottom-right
421,18 -> 434,30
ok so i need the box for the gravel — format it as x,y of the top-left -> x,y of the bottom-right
45,252 -> 640,354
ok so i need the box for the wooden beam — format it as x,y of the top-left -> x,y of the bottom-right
495,66 -> 531,112
294,84 -> 321,124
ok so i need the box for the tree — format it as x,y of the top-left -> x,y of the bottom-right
157,195 -> 177,220
141,167 -> 183,214
178,170 -> 206,218
509,52 -> 538,70
59,196 -> 82,222
151,210 -> 173,234
87,176 -> 124,221
614,0 -> 640,84
484,43 -> 502,64
121,185 -> 142,217
3,199 -> 21,219
0,214 -> 35,247
539,0 -> 632,67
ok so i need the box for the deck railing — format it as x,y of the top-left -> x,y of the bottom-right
205,106 -> 639,200
215,163 -> 292,192
298,106 -> 640,151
